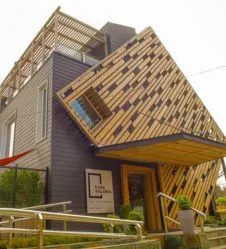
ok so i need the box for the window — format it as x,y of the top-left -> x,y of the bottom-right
0,114 -> 16,158
5,120 -> 15,157
37,82 -> 47,142
71,88 -> 111,129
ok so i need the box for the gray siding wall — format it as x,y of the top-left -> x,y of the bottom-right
51,53 -> 122,217
0,57 -> 53,170
101,23 -> 136,53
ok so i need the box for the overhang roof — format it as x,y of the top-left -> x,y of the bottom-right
95,133 -> 226,166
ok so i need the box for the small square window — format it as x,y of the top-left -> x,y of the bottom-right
71,88 -> 111,130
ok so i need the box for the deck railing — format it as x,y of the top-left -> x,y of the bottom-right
0,208 -> 143,249
0,6 -> 107,110
158,192 -> 206,233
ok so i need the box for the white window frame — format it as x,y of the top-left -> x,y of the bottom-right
0,113 -> 16,158
36,80 -> 48,143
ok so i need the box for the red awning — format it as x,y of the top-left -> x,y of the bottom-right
0,150 -> 33,166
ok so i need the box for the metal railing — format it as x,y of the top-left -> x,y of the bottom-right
0,207 -> 143,249
0,201 -> 72,230
158,192 -> 206,233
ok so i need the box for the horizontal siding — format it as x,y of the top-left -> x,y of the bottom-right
0,57 -> 53,170
51,53 -> 122,218
101,23 -> 136,53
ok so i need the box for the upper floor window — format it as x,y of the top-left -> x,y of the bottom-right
0,114 -> 16,158
36,81 -> 48,142
71,88 -> 111,130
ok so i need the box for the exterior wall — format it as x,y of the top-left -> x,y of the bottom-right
158,159 -> 221,228
0,57 -> 53,170
51,52 -> 122,214
100,22 -> 136,53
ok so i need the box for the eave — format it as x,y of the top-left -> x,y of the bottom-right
95,133 -> 226,166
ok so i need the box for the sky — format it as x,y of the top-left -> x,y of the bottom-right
1,0 -> 226,185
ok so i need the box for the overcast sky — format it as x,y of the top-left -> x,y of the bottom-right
1,1 -> 226,184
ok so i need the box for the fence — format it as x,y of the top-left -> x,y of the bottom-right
0,165 -> 48,208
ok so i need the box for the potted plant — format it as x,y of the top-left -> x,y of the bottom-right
177,195 -> 194,234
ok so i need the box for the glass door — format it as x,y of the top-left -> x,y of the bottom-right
128,173 -> 148,227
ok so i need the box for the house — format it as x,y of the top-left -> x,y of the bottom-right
1,7 -> 226,232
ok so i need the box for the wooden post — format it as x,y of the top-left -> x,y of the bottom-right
7,216 -> 14,249
18,60 -> 21,88
37,213 -> 44,249
54,10 -> 59,51
42,28 -> 46,63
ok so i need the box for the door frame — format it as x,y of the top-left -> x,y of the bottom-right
120,164 -> 162,231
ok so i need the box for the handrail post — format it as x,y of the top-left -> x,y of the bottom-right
135,223 -> 142,240
36,213 -> 44,249
200,217 -> 204,233
7,216 -> 14,249
63,204 -> 67,231
109,223 -> 114,233
160,195 -> 168,233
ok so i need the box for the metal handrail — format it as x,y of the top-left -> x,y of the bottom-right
0,201 -> 72,226
0,208 -> 143,249
0,208 -> 143,225
21,201 -> 71,210
157,192 -> 206,233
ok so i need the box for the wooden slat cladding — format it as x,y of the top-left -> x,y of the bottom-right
159,159 -> 221,228
57,26 -> 225,147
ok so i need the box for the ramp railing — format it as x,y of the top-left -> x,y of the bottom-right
158,192 -> 206,233
0,201 -> 72,230
0,208 -> 143,249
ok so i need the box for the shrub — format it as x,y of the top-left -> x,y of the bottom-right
119,204 -> 132,219
216,197 -> 226,205
0,235 -> 101,248
165,236 -> 182,249
128,210 -> 144,234
177,195 -> 192,210
103,214 -> 123,233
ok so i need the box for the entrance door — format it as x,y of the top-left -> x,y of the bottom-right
120,165 -> 161,231
128,173 -> 148,226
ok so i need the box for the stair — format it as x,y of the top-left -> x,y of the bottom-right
203,227 -> 226,248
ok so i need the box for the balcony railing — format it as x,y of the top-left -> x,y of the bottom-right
0,6 -> 107,110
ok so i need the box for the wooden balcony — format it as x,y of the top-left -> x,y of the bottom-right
0,7 -> 107,110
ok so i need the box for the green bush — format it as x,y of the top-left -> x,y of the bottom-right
103,214 -> 123,233
165,236 -> 182,249
119,204 -> 132,219
177,195 -> 192,210
128,210 -> 144,234
0,235 -> 101,248
216,196 -> 226,205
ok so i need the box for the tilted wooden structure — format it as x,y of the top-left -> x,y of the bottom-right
0,7 -> 107,107
57,26 -> 226,227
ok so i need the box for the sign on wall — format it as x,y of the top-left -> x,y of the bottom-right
85,169 -> 115,213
